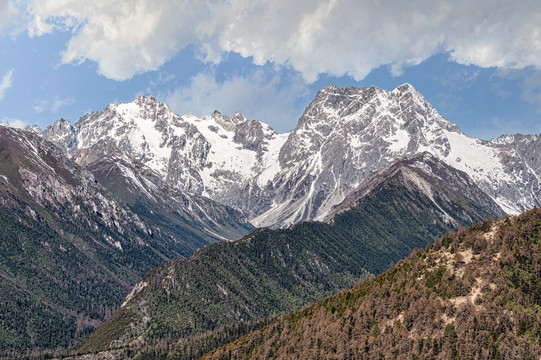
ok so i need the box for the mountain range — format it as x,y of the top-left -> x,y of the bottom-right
0,83 -> 539,357
73,152 -> 505,359
38,84 -> 541,228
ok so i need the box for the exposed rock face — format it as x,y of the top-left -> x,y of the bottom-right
41,85 -> 541,228
42,118 -> 77,154
326,152 -> 506,226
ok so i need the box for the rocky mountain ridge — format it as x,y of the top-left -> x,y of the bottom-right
37,84 -> 541,228
326,152 -> 506,225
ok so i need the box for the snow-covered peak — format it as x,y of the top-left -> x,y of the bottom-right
232,111 -> 247,123
296,83 -> 455,132
393,82 -> 416,93
24,124 -> 44,136
131,95 -> 168,109
33,84 -> 541,229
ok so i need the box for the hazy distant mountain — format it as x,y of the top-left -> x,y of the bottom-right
41,85 -> 541,229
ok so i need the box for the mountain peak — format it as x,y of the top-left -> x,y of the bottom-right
392,82 -> 427,101
43,117 -> 77,153
395,82 -> 415,92
232,111 -> 247,123
131,95 -> 171,111
133,94 -> 157,103
51,117 -> 73,129
323,84 -> 340,92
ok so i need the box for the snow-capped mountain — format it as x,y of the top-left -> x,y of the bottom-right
256,83 -> 541,226
41,85 -> 541,228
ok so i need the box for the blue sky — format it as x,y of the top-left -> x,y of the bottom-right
0,0 -> 540,140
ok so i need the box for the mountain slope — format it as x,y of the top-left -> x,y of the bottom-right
75,153 -> 504,358
204,208 -> 541,359
41,86 -> 541,229
0,127 -> 251,356
79,141 -> 254,244
0,126 -> 160,354
326,152 -> 505,225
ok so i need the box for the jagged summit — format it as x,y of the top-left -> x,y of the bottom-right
232,111 -> 247,121
37,84 -> 541,228
294,84 -> 460,147
133,94 -> 158,103
394,81 -> 415,92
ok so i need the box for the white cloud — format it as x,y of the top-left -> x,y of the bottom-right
51,96 -> 75,113
33,96 -> 75,114
33,99 -> 48,113
166,70 -> 310,132
0,69 -> 13,101
25,0 -> 541,82
26,0 -> 211,80
0,117 -> 29,129
0,0 -> 18,33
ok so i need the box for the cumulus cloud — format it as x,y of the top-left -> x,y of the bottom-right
27,0 -> 211,80
0,69 -> 13,101
25,0 -> 541,82
166,70 -> 310,131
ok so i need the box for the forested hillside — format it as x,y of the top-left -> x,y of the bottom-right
75,154 -> 503,359
0,126 -> 251,357
205,208 -> 541,359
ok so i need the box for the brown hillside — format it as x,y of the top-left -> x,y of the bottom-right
203,208 -> 541,359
